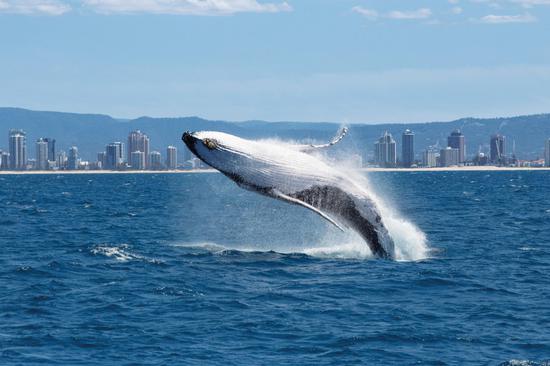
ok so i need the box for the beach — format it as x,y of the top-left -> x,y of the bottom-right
1,166 -> 550,175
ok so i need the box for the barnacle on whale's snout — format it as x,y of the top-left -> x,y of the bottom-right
203,138 -> 218,150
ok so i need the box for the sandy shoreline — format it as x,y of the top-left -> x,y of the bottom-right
1,166 -> 550,175
0,169 -> 217,175
360,166 -> 550,172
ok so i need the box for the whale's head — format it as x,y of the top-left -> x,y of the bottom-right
182,131 -> 251,173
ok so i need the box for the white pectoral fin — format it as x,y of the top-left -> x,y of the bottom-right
299,126 -> 348,153
270,189 -> 345,232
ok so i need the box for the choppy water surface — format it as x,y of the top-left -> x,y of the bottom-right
1,171 -> 549,365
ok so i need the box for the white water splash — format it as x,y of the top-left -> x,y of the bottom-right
377,208 -> 429,261
321,156 -> 430,261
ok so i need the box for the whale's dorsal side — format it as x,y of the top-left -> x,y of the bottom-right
299,127 -> 348,153
289,185 -> 390,259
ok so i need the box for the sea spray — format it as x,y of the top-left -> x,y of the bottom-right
320,154 -> 430,261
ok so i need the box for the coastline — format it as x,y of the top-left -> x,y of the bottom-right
0,169 -> 217,175
359,166 -> 550,172
1,166 -> 550,175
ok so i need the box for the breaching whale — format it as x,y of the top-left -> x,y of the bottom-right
182,129 -> 395,258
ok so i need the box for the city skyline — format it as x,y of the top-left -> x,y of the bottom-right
0,129 -> 181,171
2,125 -> 549,171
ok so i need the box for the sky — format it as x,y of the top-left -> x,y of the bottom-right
0,0 -> 549,123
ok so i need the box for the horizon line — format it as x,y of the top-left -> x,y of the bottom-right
1,106 -> 549,127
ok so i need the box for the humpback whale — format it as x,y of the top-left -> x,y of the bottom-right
182,129 -> 395,258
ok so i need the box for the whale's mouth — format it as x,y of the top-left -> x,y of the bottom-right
182,131 -> 200,158
182,131 -> 195,146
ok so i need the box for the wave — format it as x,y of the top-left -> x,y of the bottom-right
171,238 -> 430,262
90,244 -> 137,261
499,361 -> 550,366
90,244 -> 162,264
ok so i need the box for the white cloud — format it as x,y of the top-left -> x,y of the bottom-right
452,6 -> 463,14
354,7 -> 432,21
351,6 -> 378,20
82,0 -> 292,15
510,0 -> 550,7
479,12 -> 536,22
0,0 -> 70,15
449,0 -> 460,4
387,8 -> 432,19
469,0 -> 501,7
470,0 -> 550,8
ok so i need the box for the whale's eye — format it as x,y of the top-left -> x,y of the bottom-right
203,138 -> 218,150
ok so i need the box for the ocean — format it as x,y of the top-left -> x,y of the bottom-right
1,171 -> 549,365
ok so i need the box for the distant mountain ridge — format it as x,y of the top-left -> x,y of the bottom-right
0,107 -> 549,161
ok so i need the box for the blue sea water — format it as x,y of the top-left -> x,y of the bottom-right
1,171 -> 549,365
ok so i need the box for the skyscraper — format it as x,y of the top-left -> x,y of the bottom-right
9,129 -> 27,170
130,151 -> 145,170
374,131 -> 397,167
447,129 -> 465,164
423,147 -> 438,168
67,146 -> 79,170
545,138 -> 550,167
105,142 -> 124,170
0,151 -> 8,170
127,131 -> 150,168
401,129 -> 414,167
166,145 -> 177,170
36,138 -> 49,170
57,151 -> 67,169
439,147 -> 460,167
43,138 -> 56,162
149,151 -> 162,170
490,134 -> 506,165
97,151 -> 106,169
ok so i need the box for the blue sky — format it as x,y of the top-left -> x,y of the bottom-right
1,0 -> 549,123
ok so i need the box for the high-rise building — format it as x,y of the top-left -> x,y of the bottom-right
423,148 -> 438,168
105,142 -> 124,170
149,151 -> 162,170
97,152 -> 106,169
36,138 -> 49,170
473,152 -> 489,166
447,129 -> 465,164
401,129 -> 414,167
374,131 -> 397,167
0,151 -> 8,170
57,151 -> 67,169
439,147 -> 459,167
131,151 -> 146,170
8,129 -> 27,170
43,138 -> 56,162
490,134 -> 506,165
127,131 -> 150,168
166,146 -> 177,170
545,139 -> 550,167
67,146 -> 79,170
